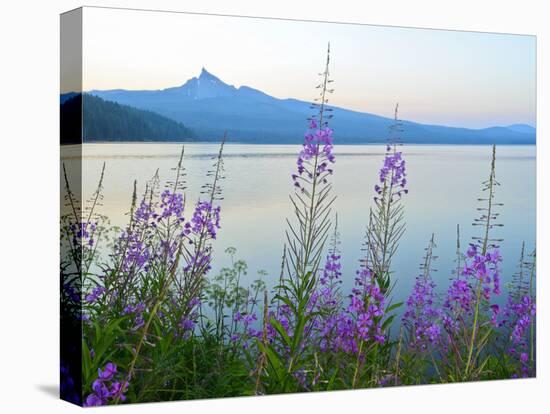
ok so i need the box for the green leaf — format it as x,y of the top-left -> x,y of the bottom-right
386,301 -> 404,313
270,317 -> 292,347
257,340 -> 285,382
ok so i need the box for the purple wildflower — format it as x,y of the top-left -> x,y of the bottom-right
85,286 -> 106,304
84,362 -> 128,407
190,201 -> 221,239
374,146 -> 407,201
159,190 -> 184,220
403,273 -> 441,350
443,244 -> 502,334
69,221 -> 98,248
184,249 -> 212,274
502,291 -> 535,377
441,240 -> 504,380
98,362 -> 117,380
292,119 -> 335,191
323,267 -> 387,353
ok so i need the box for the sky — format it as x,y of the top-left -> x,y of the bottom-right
79,7 -> 536,129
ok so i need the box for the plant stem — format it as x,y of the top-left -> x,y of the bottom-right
463,145 -> 496,380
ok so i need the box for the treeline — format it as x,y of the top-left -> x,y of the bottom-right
60,94 -> 196,144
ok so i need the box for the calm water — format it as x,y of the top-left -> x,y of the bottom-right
62,143 -> 536,311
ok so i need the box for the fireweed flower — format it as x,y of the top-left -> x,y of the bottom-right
69,221 -> 98,248
84,362 -> 128,407
267,227 -> 344,355
444,279 -> 473,322
159,190 -> 184,220
368,106 -> 408,298
280,115 -> 339,350
178,297 -> 201,338
123,301 -> 146,315
320,253 -> 342,286
443,244 -> 502,333
115,220 -> 151,274
181,199 -> 222,275
303,250 -> 345,351
506,295 -> 536,344
502,292 -> 535,377
189,201 -> 221,239
183,249 -> 212,273
322,267 -> 387,354
63,282 -> 80,303
292,118 -> 335,191
402,274 -> 441,350
268,254 -> 386,354
374,147 -> 407,202
98,362 -> 117,380
123,301 -> 146,330
462,245 -> 502,300
85,286 -> 106,304
115,188 -> 188,275
230,318 -> 262,350
178,317 -> 196,337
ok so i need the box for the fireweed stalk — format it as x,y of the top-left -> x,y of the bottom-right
288,216 -> 345,389
502,246 -> 536,377
310,215 -> 344,354
345,104 -> 408,387
369,104 -> 408,293
174,138 -> 225,337
442,145 -> 503,381
62,162 -> 109,302
463,145 -> 502,379
260,43 -> 336,393
398,234 -> 442,384
402,234 -> 441,351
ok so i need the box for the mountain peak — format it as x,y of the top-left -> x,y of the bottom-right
173,68 -> 235,99
199,67 -> 220,82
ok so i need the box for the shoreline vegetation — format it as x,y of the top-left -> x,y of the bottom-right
60,94 -> 196,145
60,45 -> 536,406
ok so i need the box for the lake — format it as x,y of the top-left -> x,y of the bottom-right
62,143 -> 536,312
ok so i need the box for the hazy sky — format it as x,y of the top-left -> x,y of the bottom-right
81,7 -> 536,129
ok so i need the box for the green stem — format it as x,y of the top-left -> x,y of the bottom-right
463,145 -> 496,380
351,341 -> 365,388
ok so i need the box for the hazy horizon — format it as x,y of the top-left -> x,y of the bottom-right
74,7 -> 536,129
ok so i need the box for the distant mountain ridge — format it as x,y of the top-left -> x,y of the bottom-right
64,68 -> 535,144
504,124 -> 536,134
